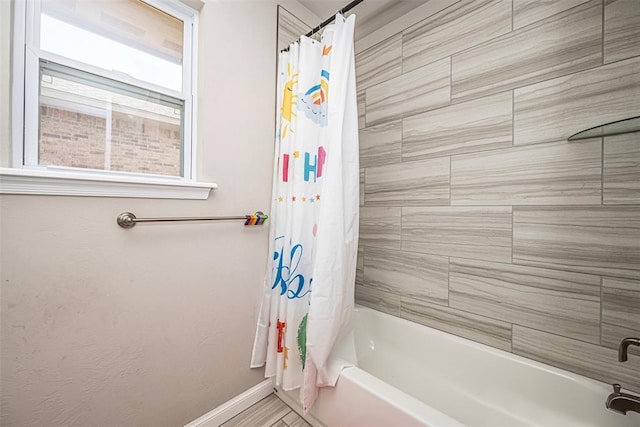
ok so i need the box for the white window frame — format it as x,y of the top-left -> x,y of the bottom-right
3,0 -> 216,199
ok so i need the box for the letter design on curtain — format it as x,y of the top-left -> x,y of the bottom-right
251,14 -> 359,413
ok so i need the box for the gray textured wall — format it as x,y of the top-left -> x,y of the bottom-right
354,0 -> 640,393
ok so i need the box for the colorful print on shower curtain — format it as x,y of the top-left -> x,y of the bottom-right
251,14 -> 359,413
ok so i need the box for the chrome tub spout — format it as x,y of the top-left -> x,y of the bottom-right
606,384 -> 640,415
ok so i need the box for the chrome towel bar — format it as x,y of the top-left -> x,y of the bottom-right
116,211 -> 268,229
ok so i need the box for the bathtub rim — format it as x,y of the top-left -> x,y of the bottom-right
278,305 -> 630,427
353,304 -> 619,396
275,365 -> 465,427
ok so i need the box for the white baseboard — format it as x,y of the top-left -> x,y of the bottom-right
184,379 -> 275,427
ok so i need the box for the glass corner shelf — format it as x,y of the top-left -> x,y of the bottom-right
568,116 -> 640,141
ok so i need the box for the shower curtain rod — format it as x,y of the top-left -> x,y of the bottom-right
281,0 -> 364,52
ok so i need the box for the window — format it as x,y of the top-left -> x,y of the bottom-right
5,0 -> 212,198
37,61 -> 185,177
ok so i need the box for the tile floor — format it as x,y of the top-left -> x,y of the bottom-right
221,394 -> 311,427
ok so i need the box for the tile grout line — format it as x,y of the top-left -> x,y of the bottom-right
402,0 -> 465,45
440,293 -> 606,349
509,322 -> 611,349
601,0 -> 605,65
404,295 -> 605,349
511,89 -> 515,147
363,87 -> 367,128
511,0 -> 514,31
401,54 -> 631,125
383,137 -> 603,178
599,275 -> 604,346
273,409 -> 293,427
421,55 -> 622,107
392,294 -> 628,358
448,155 -> 452,205
447,255 -> 451,307
400,116 -> 404,162
404,89 -> 513,123
401,29 -> 406,75
404,1 -> 512,76
601,137 -> 604,205
397,244 -> 635,283
452,56 -> 608,106
400,205 -> 403,250
373,203 -> 637,208
449,1 -> 608,104
511,208 -> 515,264
449,55 -> 453,104
364,86 -> 367,129
509,322 -> 514,353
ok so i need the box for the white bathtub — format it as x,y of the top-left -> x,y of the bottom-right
278,305 -> 639,426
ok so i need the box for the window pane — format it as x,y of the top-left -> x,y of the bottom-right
40,0 -> 183,91
39,62 -> 184,177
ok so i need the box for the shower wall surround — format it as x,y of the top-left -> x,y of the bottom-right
354,0 -> 640,392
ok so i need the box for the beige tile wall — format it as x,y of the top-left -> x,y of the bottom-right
355,0 -> 640,392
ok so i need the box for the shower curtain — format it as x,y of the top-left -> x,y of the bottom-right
251,13 -> 359,413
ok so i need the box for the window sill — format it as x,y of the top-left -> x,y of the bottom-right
0,168 -> 217,199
